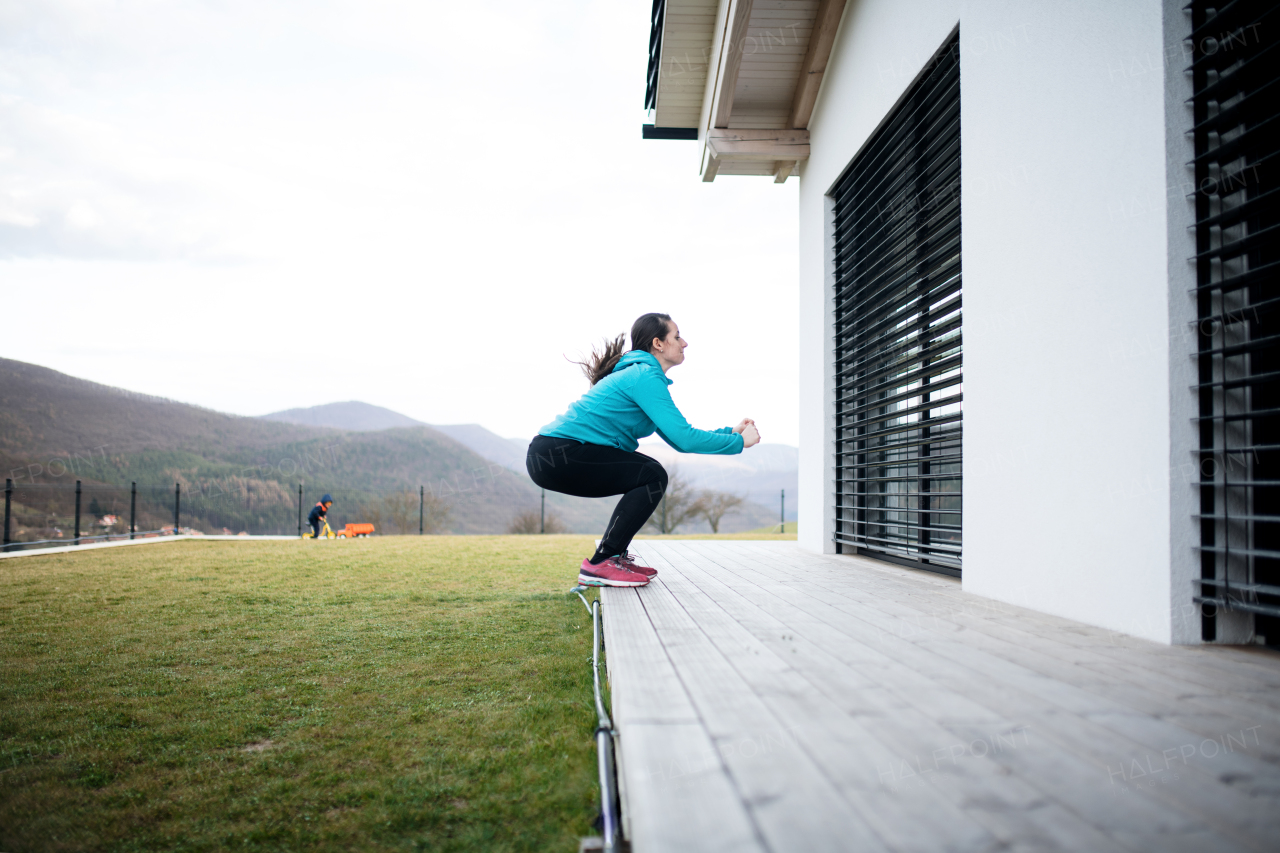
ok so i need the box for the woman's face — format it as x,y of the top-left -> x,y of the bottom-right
652,321 -> 687,369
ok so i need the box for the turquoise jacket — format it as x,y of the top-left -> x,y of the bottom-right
540,351 -> 744,455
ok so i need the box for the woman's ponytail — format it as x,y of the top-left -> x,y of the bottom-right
574,313 -> 673,386
575,334 -> 627,386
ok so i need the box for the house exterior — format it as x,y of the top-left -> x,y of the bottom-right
642,0 -> 1278,645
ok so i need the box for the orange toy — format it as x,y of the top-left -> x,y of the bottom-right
338,523 -> 375,539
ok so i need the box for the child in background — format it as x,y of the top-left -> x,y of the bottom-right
308,494 -> 333,538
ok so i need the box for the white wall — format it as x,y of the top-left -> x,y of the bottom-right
798,0 -> 961,555
799,1 -> 1178,642
961,0 -> 1171,642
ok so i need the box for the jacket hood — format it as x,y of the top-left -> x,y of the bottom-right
612,350 -> 671,384
613,350 -> 659,371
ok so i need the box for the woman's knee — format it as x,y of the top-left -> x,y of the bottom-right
641,460 -> 668,497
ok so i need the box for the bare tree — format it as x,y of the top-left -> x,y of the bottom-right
382,491 -> 417,534
507,509 -> 567,534
698,490 -> 744,534
643,465 -> 705,534
421,492 -> 451,534
379,490 -> 450,534
363,500 -> 384,534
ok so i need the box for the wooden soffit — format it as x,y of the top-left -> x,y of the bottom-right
649,0 -> 847,183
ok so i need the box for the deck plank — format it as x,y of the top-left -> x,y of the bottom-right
619,722 -> 767,853
677,542 -> 1278,849
710,543 -> 1280,751
726,541 -> 1280,692
714,543 -> 1280,730
600,586 -> 700,726
604,542 -> 1280,853
632,546 -> 891,853
657,546 -> 1012,853
663,543 -> 1192,852
600,583 -> 754,849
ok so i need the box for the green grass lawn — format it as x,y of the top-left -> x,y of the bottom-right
0,536 -> 605,852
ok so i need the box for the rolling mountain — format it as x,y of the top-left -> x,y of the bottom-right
0,360 -> 792,539
0,358 -> 614,536
0,358 -> 319,458
261,402 -> 530,472
261,401 -> 422,431
429,425 -> 529,472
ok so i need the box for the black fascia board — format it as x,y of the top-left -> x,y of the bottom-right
642,125 -> 699,140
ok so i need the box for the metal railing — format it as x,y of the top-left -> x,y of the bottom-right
1,478 -> 450,552
572,586 -> 621,852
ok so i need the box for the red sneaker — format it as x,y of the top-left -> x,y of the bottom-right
616,552 -> 657,577
578,557 -> 650,587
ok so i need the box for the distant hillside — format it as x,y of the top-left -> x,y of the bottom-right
0,361 -> 791,539
430,425 -> 528,472
0,357 -> 614,536
259,402 -> 529,472
0,357 -> 320,458
261,401 -> 421,431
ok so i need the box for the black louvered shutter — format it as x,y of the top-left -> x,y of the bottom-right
832,30 -> 962,575
1191,1 -> 1280,640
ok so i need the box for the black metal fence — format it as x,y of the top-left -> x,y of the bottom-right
1,479 -> 447,552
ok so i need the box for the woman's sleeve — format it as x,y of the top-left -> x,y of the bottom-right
633,373 -> 744,455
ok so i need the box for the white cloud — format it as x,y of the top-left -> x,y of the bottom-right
0,0 -> 802,445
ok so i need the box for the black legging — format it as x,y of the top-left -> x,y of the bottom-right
526,435 -> 667,557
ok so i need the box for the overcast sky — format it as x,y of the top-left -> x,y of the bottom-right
1,0 -> 801,445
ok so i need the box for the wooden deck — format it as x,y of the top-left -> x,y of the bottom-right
600,541 -> 1280,853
